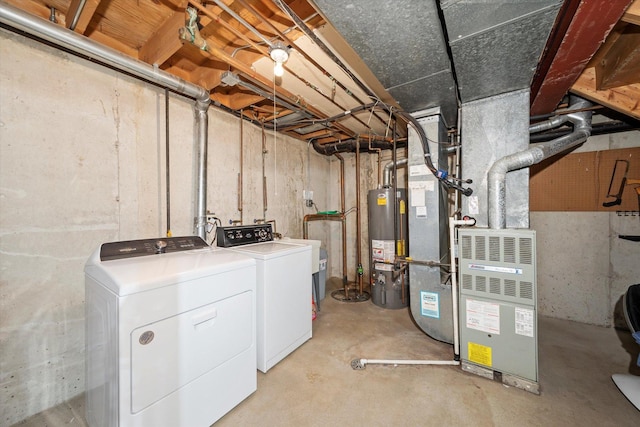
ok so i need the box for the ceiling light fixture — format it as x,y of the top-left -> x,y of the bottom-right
269,41 -> 290,77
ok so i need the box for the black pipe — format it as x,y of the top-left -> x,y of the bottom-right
312,138 -> 406,155
529,120 -> 638,143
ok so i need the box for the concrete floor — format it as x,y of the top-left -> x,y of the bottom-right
13,278 -> 640,426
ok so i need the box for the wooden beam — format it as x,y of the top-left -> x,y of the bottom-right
229,93 -> 266,110
211,92 -> 266,110
530,0 -> 633,116
88,30 -> 138,58
139,11 -> 186,66
596,24 -> 640,89
622,0 -> 640,25
190,68 -> 225,90
572,67 -> 640,119
66,0 -> 101,34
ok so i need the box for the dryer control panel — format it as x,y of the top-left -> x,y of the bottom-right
216,224 -> 273,247
100,236 -> 208,261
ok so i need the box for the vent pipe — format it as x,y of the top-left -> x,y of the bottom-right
382,158 -> 407,188
0,3 -> 211,239
488,96 -> 592,229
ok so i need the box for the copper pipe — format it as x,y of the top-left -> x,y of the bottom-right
303,213 -> 345,238
355,137 -> 363,294
261,122 -> 268,218
238,111 -> 244,223
335,153 -> 348,290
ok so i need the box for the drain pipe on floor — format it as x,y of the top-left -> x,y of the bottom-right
488,96 -> 592,229
351,214 -> 474,369
0,3 -> 212,239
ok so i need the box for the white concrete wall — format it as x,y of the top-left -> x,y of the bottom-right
0,29 -> 333,424
532,128 -> 640,326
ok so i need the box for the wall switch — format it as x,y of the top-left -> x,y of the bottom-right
303,190 -> 313,200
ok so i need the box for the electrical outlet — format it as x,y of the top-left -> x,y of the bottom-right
303,190 -> 313,200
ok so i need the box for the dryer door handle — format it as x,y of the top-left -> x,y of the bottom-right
192,307 -> 218,328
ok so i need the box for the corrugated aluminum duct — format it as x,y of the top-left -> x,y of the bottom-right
487,96 -> 592,229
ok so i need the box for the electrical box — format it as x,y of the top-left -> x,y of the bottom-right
458,228 -> 539,394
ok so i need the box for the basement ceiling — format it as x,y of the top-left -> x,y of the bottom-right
1,0 -> 638,147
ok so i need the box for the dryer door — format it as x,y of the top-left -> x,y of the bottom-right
130,289 -> 253,413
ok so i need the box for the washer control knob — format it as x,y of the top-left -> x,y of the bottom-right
155,240 -> 168,253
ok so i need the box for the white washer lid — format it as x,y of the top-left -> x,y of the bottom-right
279,238 -> 321,273
227,241 -> 310,260
85,246 -> 255,296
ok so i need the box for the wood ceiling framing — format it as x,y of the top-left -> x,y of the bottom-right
3,0 -> 399,146
2,0 -> 640,143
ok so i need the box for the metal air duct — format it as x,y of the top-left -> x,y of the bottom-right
0,2 -> 212,239
488,96 -> 593,229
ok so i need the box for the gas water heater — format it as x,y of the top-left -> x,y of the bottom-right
368,187 -> 409,309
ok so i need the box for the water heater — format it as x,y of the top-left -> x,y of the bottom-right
368,187 -> 409,309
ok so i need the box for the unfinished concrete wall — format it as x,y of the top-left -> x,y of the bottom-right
0,28 -> 331,425
532,128 -> 640,326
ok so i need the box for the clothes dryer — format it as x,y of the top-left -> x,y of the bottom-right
85,236 -> 256,427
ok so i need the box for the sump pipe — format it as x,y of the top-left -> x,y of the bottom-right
488,96 -> 592,229
0,3 -> 212,239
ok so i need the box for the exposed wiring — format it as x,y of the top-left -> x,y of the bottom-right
206,216 -> 222,246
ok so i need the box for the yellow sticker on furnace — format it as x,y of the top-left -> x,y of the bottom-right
468,342 -> 492,367
377,194 -> 387,205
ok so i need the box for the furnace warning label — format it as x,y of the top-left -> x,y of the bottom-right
420,291 -> 440,318
465,299 -> 500,335
515,307 -> 534,337
468,342 -> 492,367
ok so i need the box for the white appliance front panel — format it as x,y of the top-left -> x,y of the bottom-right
227,244 -> 312,372
130,290 -> 253,413
86,248 -> 257,427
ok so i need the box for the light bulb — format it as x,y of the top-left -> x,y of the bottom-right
274,61 -> 284,77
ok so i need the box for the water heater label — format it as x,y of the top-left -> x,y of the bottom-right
374,263 -> 392,271
466,299 -> 500,335
420,291 -> 440,318
376,193 -> 387,205
372,240 -> 395,263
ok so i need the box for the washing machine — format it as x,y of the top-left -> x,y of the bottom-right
84,236 -> 257,427
217,224 -> 312,373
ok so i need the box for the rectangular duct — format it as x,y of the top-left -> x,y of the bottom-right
407,108 -> 452,343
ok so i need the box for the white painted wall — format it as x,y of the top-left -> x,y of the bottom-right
532,128 -> 640,326
0,29 -> 335,424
